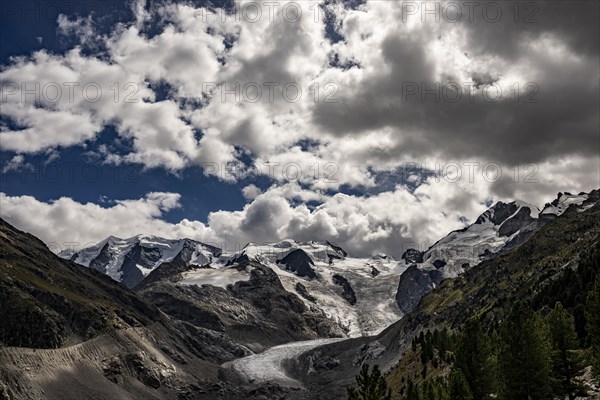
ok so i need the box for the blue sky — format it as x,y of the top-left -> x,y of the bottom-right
0,0 -> 395,225
0,0 -> 598,256
0,0 -> 252,225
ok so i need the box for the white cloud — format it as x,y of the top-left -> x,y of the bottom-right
2,153 -> 598,258
0,175 -> 495,258
242,184 -> 262,200
57,14 -> 96,46
0,192 -> 218,251
1,0 -> 596,186
2,155 -> 33,173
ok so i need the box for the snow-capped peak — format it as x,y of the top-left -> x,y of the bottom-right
227,240 -> 347,266
205,238 -> 406,337
513,200 -> 541,218
541,192 -> 590,216
61,235 -> 221,287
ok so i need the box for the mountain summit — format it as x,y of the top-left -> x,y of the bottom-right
395,190 -> 599,314
61,236 -> 221,288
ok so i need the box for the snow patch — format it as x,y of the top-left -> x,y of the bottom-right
180,266 -> 251,289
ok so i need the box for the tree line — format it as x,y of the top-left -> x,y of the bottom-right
348,273 -> 600,400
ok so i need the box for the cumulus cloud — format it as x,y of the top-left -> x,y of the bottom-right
1,0 -> 597,185
0,191 -> 218,251
2,151 -> 598,257
242,184 -> 262,200
5,163 -> 589,258
1,0 -> 597,253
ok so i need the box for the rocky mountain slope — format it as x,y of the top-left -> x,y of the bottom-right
0,219 -> 311,400
67,238 -> 408,337
136,257 -> 346,352
396,190 -> 599,314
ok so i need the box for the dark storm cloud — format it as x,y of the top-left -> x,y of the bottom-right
312,0 -> 600,166
462,0 -> 600,60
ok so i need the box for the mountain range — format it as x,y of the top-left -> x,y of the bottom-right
1,189 -> 598,399
59,190 -> 599,335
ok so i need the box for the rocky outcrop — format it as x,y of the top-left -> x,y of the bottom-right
498,207 -> 533,236
88,243 -> 112,273
295,282 -> 317,302
395,265 -> 443,314
134,260 -> 206,290
120,244 -> 152,288
401,248 -> 424,264
277,249 -> 318,279
229,262 -> 345,341
332,274 -> 357,305
475,201 -> 519,225
173,240 -> 222,264
326,241 -> 348,257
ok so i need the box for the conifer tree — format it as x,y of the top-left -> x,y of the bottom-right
586,275 -> 600,379
448,369 -> 473,400
498,301 -> 552,400
455,318 -> 496,400
405,378 -> 420,400
348,364 -> 392,400
546,302 -> 584,397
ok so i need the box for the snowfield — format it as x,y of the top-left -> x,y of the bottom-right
216,241 -> 408,337
179,266 -> 251,289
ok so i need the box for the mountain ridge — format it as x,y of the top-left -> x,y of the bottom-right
288,193 -> 600,400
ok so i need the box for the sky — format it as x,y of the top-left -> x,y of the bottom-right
0,0 -> 599,257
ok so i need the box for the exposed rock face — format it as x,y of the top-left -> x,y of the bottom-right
295,282 -> 317,302
370,266 -> 381,277
120,244 -> 150,288
395,265 -> 443,314
88,243 -> 112,273
498,206 -> 535,237
326,241 -> 348,257
173,240 -> 222,263
277,249 -> 318,279
134,260 -> 205,290
401,248 -> 424,264
229,262 -> 344,340
332,274 -> 357,305
475,201 -> 519,225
